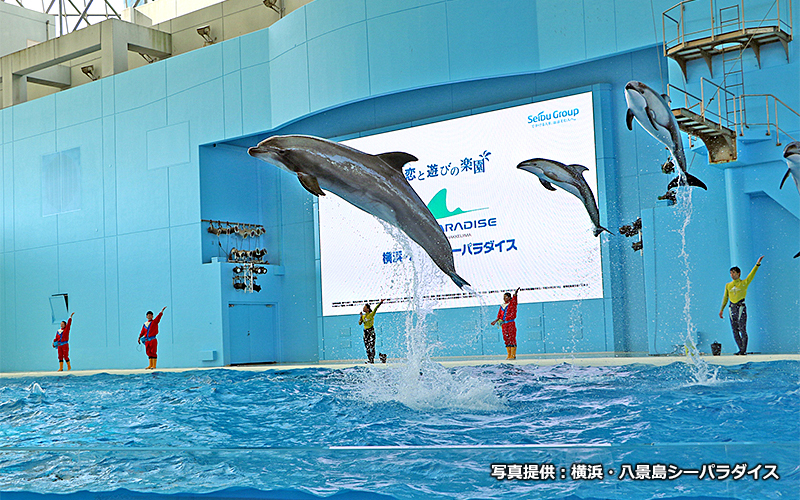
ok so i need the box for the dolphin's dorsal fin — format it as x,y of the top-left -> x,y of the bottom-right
626,108 -> 634,131
567,164 -> 589,174
780,168 -> 791,189
377,152 -> 418,172
297,172 -> 326,197
539,178 -> 557,191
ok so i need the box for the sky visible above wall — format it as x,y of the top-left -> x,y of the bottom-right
13,0 -> 151,35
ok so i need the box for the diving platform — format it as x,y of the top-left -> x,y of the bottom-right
663,0 -> 794,80
667,25 -> 792,79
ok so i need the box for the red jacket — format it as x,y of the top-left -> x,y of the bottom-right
54,317 -> 72,344
497,294 -> 518,322
139,312 -> 163,342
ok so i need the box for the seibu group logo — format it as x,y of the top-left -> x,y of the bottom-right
527,107 -> 581,128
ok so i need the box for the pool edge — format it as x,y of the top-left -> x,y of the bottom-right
2,353 -> 798,378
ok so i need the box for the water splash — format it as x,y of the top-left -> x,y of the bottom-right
347,223 -> 504,411
564,301 -> 583,356
674,187 -> 718,385
28,382 -> 45,395
344,360 -> 505,411
682,332 -> 719,385
675,187 -> 694,344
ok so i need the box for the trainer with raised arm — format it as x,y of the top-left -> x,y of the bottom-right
719,256 -> 763,355
53,312 -> 75,371
139,306 -> 167,369
359,300 -> 385,364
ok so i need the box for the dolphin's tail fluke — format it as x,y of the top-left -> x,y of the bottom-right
667,172 -> 708,191
448,272 -> 470,289
685,172 -> 708,190
593,226 -> 612,237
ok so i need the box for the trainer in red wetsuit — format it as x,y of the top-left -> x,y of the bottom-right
491,288 -> 520,360
138,306 -> 167,370
53,312 -> 75,371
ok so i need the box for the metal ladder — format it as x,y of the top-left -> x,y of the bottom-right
718,4 -> 746,128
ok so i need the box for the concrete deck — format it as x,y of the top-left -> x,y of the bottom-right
2,353 -> 798,378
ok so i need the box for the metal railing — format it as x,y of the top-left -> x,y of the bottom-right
668,77 -> 740,131
663,0 -> 793,54
668,82 -> 799,145
738,94 -> 799,145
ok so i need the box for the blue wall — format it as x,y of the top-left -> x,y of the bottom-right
1,0 -> 798,372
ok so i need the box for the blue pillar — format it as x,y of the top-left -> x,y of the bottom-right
724,167 -> 753,269
724,166 -> 763,353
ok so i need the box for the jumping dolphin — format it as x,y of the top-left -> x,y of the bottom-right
624,81 -> 707,191
780,141 -> 800,194
517,158 -> 610,237
248,135 -> 470,288
781,141 -> 800,258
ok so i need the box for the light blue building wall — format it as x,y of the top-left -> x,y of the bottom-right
1,0 -> 798,372
660,0 -> 800,354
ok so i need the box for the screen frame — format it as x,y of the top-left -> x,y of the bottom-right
314,85 -> 614,319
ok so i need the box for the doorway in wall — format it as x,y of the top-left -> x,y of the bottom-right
229,303 -> 277,364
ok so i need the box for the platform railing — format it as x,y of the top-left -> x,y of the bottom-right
738,94 -> 799,145
663,0 -> 793,54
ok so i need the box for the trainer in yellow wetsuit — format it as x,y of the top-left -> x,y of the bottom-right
719,256 -> 763,355
358,299 -> 387,364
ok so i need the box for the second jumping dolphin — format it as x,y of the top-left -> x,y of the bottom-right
780,141 -> 800,194
517,158 -> 610,237
781,141 -> 800,258
248,135 -> 470,288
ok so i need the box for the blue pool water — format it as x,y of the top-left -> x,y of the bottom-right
1,360 -> 798,500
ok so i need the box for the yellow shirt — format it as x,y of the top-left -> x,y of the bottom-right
360,303 -> 381,329
720,263 -> 760,312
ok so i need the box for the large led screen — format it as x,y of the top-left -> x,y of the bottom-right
320,92 -> 603,316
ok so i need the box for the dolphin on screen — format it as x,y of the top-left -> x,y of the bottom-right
517,158 -> 610,237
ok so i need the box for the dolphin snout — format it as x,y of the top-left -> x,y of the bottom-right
784,141 -> 800,158
248,142 -> 278,158
516,160 -> 534,173
625,81 -> 641,91
517,159 -> 545,173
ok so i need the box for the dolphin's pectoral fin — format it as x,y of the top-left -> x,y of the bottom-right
539,178 -> 557,191
794,250 -> 800,259
297,172 -> 326,197
662,93 -> 672,104
376,152 -> 419,172
645,106 -> 660,131
626,109 -> 634,131
780,169 -> 791,189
